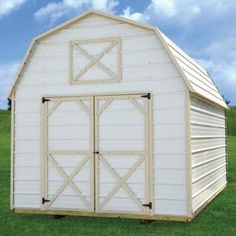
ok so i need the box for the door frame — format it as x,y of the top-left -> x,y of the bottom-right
41,92 -> 153,215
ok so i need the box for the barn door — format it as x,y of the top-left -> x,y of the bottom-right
94,94 -> 152,215
41,96 -> 94,211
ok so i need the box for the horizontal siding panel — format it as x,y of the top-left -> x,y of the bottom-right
24,63 -> 179,82
154,184 -> 187,200
14,167 -> 40,179
48,112 -> 90,126
14,154 -> 40,166
192,157 -> 226,180
99,140 -> 144,151
15,127 -> 40,139
45,24 -> 152,42
15,113 -> 40,126
191,137 -> 226,150
38,35 -> 162,56
154,139 -> 185,154
14,180 -> 40,193
15,140 -> 40,153
154,199 -> 187,215
14,194 -> 41,208
153,154 -> 185,169
192,176 -> 226,212
191,97 -> 225,116
192,147 -> 226,166
192,164 -> 226,188
153,93 -> 185,108
99,126 -> 144,139
153,124 -> 185,139
154,108 -> 185,125
32,48 -> 171,68
191,110 -> 225,126
191,125 -> 225,136
15,100 -> 41,113
49,126 -> 90,139
48,140 -> 90,151
16,79 -> 184,99
155,169 -> 186,184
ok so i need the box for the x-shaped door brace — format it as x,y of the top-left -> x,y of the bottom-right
47,154 -> 91,209
98,154 -> 145,211
70,38 -> 121,83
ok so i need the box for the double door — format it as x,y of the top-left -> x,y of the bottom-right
41,93 -> 152,215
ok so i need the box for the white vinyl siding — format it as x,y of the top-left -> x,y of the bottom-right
190,96 -> 227,212
13,14 -> 187,216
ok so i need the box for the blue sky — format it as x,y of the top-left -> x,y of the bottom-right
0,0 -> 235,108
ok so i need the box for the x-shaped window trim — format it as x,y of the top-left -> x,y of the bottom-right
70,37 -> 121,84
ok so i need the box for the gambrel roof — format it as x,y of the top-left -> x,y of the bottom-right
7,9 -> 228,109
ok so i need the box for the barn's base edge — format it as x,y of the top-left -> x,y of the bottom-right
12,184 -> 227,223
191,183 -> 227,221
13,208 -> 191,222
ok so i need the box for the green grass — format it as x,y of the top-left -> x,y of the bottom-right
227,106 -> 236,135
0,109 -> 236,235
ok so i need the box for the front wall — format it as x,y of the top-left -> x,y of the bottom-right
190,96 -> 227,212
13,14 -> 187,216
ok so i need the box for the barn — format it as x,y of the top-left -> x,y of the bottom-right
7,10 -> 228,222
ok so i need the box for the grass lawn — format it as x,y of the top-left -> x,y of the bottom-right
0,109 -> 236,235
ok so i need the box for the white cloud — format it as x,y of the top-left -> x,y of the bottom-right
0,0 -> 28,17
0,61 -> 19,109
121,6 -> 149,22
151,0 -> 176,17
34,0 -> 119,25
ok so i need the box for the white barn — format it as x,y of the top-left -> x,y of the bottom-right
8,10 -> 228,222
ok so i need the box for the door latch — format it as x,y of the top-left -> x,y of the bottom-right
94,151 -> 99,154
142,202 -> 152,209
42,198 -> 51,204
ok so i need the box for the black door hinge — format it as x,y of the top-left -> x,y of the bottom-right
94,151 -> 99,154
42,198 -> 51,204
142,202 -> 152,209
141,93 -> 151,99
42,97 -> 50,103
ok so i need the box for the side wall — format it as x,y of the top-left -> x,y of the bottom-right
190,95 -> 227,212
12,14 -> 188,216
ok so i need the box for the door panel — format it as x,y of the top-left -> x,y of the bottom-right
42,97 -> 94,211
42,93 -> 152,215
95,94 -> 151,214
